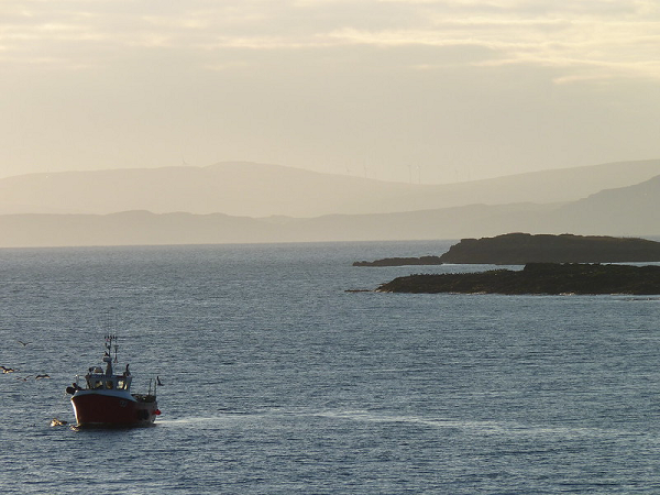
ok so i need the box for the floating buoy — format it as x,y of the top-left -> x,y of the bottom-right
155,409 -> 161,416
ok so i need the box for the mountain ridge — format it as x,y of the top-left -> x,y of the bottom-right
1,159 -> 659,218
0,172 -> 659,248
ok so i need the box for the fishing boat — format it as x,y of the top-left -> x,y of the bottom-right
65,335 -> 161,428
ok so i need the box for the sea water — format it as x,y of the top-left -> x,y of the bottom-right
0,241 -> 659,494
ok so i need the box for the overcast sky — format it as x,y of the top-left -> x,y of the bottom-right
1,0 -> 659,184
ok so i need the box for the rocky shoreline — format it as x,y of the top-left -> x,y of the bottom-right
353,256 -> 443,267
440,233 -> 660,264
377,263 -> 660,295
354,233 -> 660,266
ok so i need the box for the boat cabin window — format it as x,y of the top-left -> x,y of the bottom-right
84,374 -> 129,391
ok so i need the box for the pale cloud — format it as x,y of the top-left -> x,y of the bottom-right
1,0 -> 658,81
1,0 -> 660,183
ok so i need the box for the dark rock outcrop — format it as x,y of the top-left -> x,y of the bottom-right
377,263 -> 660,295
438,233 -> 660,265
353,256 -> 443,267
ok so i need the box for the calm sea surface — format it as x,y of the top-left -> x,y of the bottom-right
1,241 -> 660,494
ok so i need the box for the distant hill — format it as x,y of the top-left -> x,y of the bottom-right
548,175 -> 660,235
0,211 -> 281,248
0,159 -> 659,218
0,164 -> 659,248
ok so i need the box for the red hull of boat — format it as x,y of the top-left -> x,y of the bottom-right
72,393 -> 158,428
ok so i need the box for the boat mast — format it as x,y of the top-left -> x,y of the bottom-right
103,335 -> 117,375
